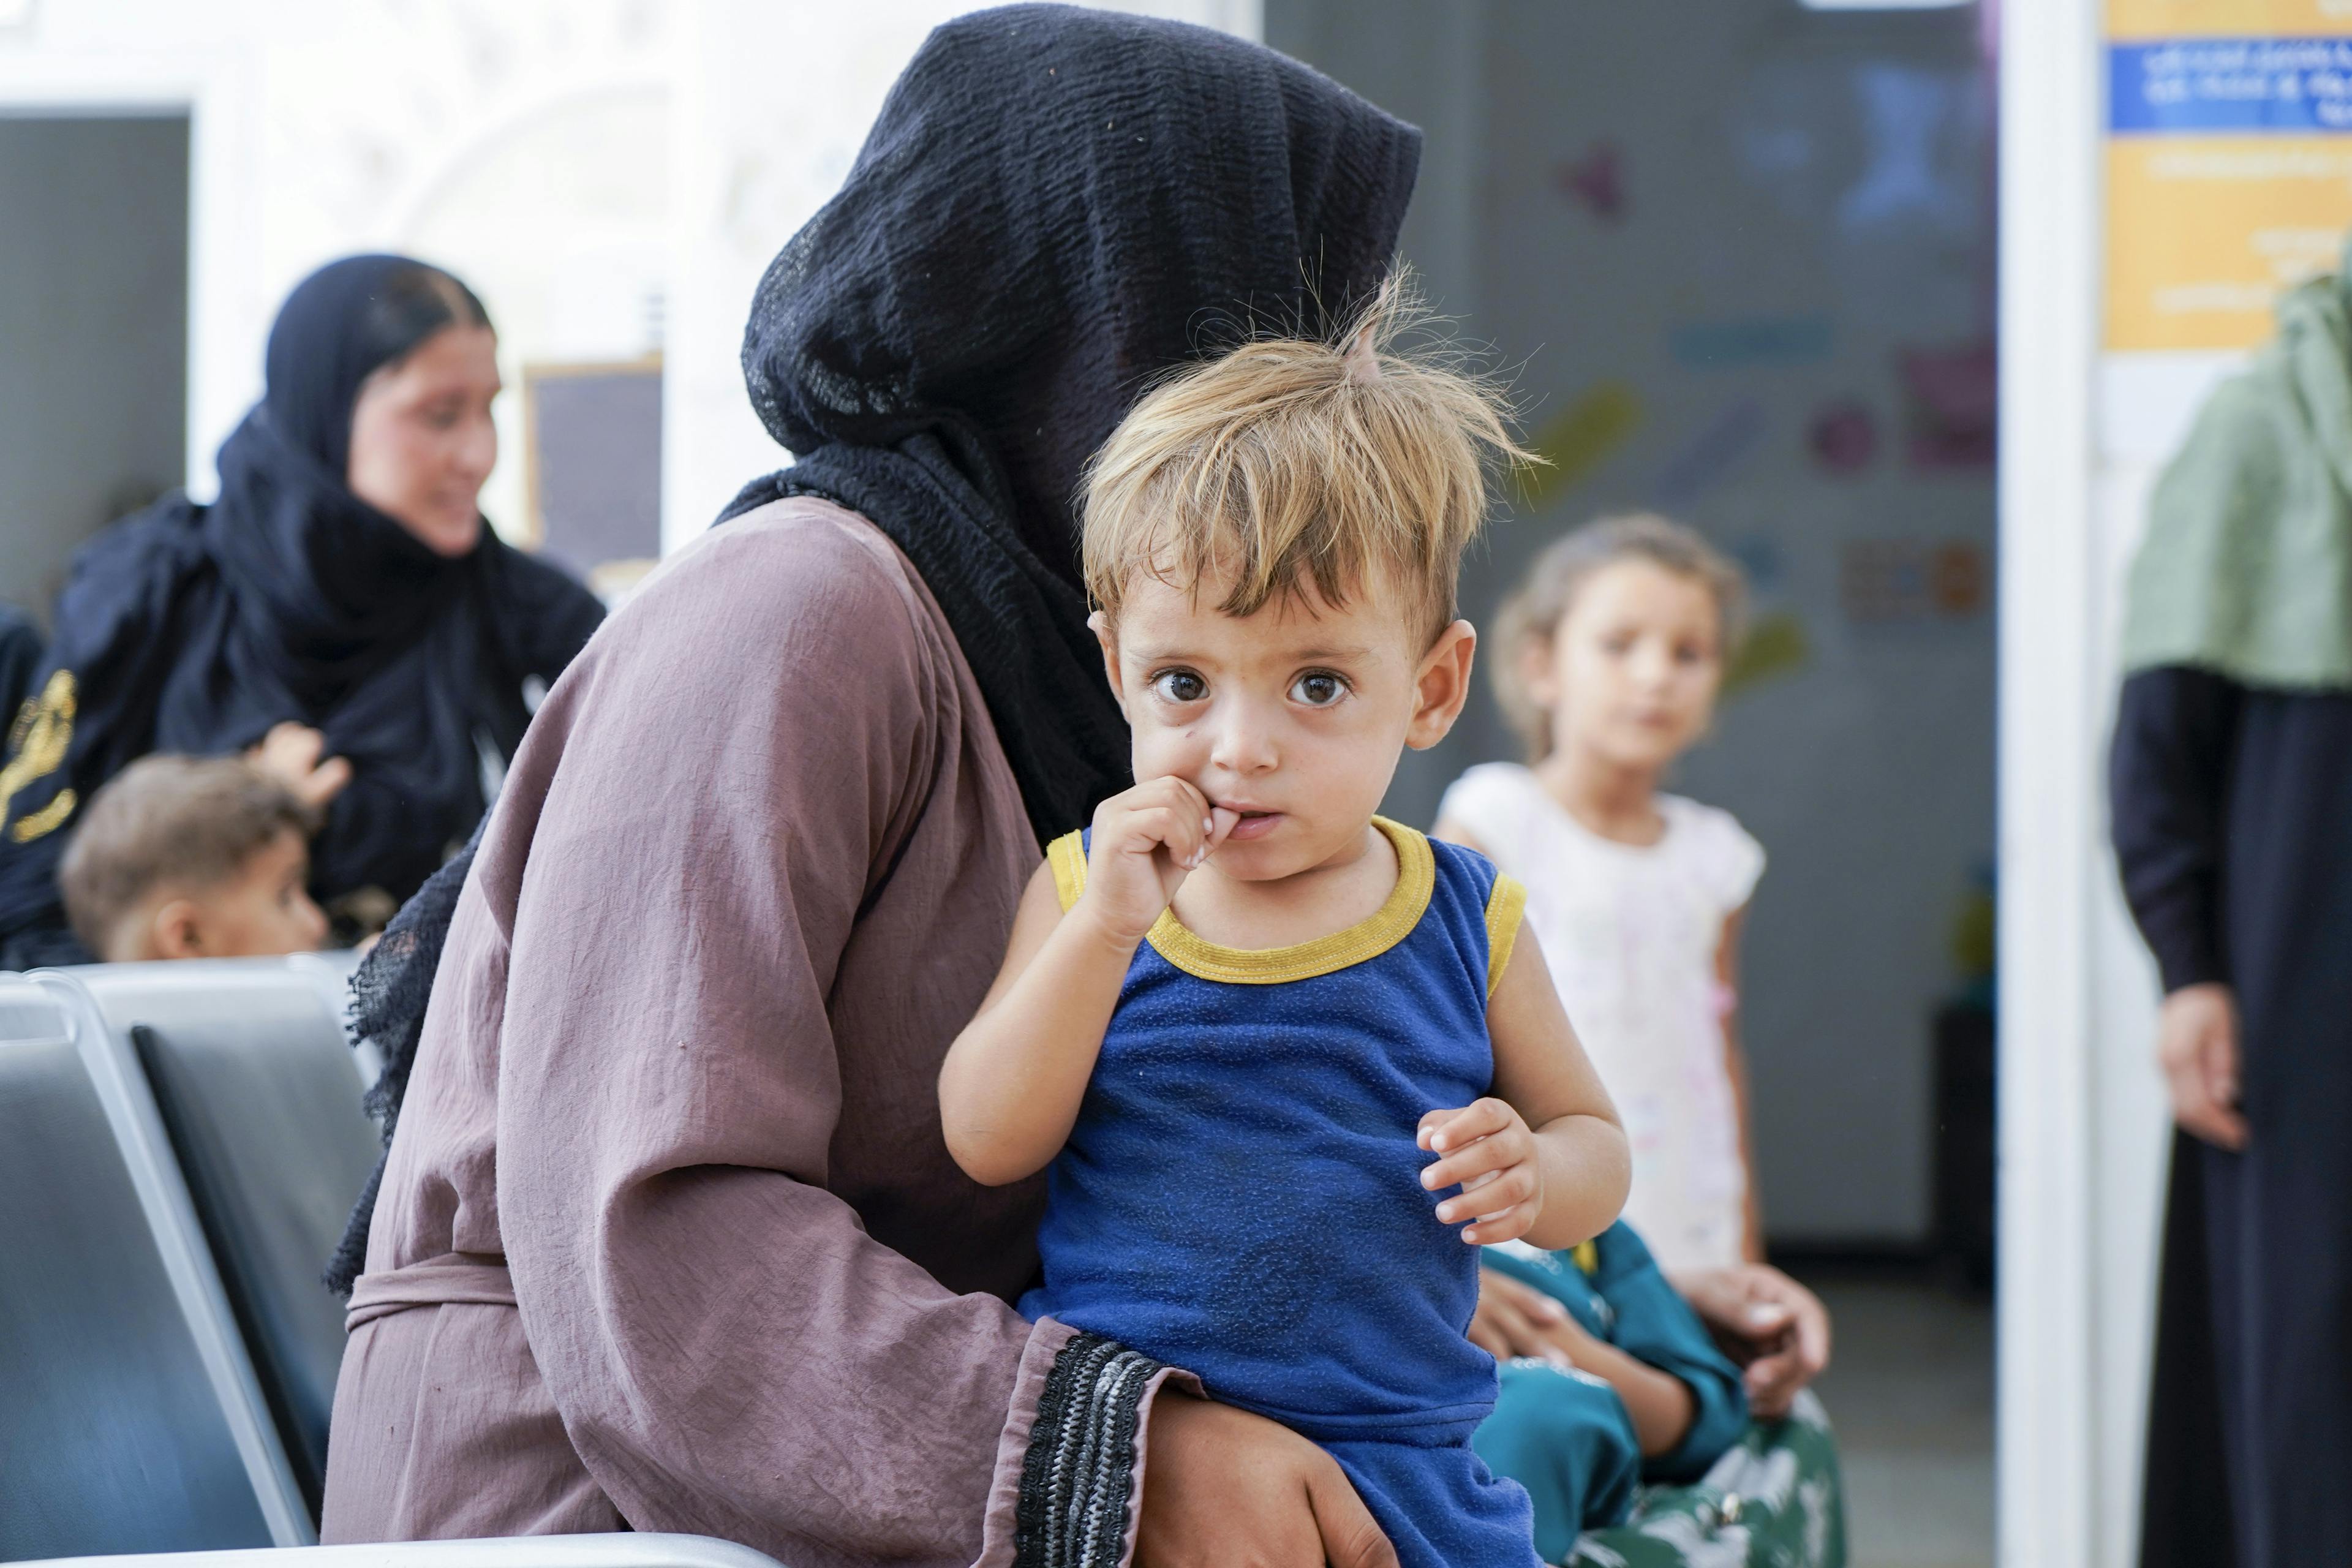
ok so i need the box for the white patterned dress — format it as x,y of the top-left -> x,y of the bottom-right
1438,763 -> 1764,1272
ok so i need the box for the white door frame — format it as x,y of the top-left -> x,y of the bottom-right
1998,0 -> 2122,1562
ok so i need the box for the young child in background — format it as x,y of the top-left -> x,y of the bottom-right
938,292 -> 1632,1568
1436,516 -> 1763,1274
60,754 -> 329,962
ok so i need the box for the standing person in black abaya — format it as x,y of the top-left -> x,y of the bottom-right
2113,244 -> 2352,1568
0,255 -> 603,968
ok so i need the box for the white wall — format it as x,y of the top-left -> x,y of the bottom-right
665,0 -> 1257,546
0,0 -> 1254,567
0,0 -> 678,540
0,113 -> 187,623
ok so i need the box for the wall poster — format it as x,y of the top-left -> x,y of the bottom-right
2108,0 -> 2352,349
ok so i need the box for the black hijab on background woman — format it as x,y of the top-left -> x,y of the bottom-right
0,255 -> 604,968
332,3 -> 1419,1294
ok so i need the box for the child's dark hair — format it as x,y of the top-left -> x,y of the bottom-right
1491,513 -> 1748,761
59,755 -> 320,954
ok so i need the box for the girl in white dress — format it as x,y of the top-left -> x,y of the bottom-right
1436,514 -> 1762,1273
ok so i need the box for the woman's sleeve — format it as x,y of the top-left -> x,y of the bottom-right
2109,665 -> 2240,993
309,770 -> 474,910
481,544 -> 606,687
0,605 -> 42,719
514,559 -> 606,681
491,523 -> 1174,1568
1594,1228 -> 1747,1483
0,518 -> 191,951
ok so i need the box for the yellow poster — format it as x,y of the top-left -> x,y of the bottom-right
2111,1 -> 2352,42
2105,2 -> 2352,350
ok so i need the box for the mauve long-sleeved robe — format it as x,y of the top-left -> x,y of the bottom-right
321,497 -> 1174,1566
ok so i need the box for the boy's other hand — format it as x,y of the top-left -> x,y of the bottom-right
1419,1097 -> 1543,1245
1082,776 -> 1238,944
247,721 -> 353,810
2158,982 -> 2246,1150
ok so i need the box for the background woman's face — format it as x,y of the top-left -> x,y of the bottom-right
345,322 -> 500,557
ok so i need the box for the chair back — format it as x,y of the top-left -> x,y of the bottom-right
0,973 -> 308,1558
61,960 -> 382,1523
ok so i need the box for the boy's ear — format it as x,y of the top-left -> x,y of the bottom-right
148,897 -> 208,960
1406,620 -> 1479,752
1088,611 -> 1128,709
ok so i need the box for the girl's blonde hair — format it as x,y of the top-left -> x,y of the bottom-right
1080,273 -> 1537,644
1491,513 -> 1748,760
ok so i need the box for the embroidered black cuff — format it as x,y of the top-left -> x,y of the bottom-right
1012,1331 -> 1165,1568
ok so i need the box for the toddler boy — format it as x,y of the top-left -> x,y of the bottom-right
939,285 -> 1630,1568
60,755 -> 328,962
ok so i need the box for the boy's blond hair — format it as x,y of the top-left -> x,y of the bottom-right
1082,274 -> 1535,644
59,755 -> 319,956
1491,513 -> 1749,760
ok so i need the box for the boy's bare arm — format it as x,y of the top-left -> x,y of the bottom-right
937,864 -> 1128,1185
938,777 -> 1238,1187
1495,924 -> 1630,1248
1420,924 -> 1630,1250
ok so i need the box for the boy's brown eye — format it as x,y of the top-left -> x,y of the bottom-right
1152,671 -> 1207,703
1291,672 -> 1346,706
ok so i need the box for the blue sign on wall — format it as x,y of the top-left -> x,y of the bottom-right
2111,37 -> 2352,132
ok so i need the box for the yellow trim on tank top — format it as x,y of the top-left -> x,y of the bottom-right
1570,1239 -> 1600,1276
1045,816 -> 1444,984
1483,874 -> 1527,1000
1047,818 -> 1528,989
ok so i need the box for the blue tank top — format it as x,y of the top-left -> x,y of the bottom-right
1020,817 -> 1528,1442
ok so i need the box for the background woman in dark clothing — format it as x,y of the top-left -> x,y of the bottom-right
2113,246 -> 2352,1568
0,254 -> 603,968
0,604 -> 40,722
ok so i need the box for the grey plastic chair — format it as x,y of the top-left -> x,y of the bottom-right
17,1534 -> 789,1568
51,960 -> 383,1526
285,948 -> 377,1090
0,973 -> 310,1559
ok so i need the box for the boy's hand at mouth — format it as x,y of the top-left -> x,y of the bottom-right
1082,775 -> 1242,946
1418,1097 -> 1545,1245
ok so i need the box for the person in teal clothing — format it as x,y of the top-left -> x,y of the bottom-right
1474,1224 -> 1749,1558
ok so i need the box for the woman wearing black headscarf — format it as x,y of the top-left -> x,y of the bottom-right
0,255 -> 604,968
324,10 -> 1414,1565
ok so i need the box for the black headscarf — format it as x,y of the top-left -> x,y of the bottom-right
0,255 -> 604,966
326,9 -> 1418,1294
725,3 -> 1422,840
